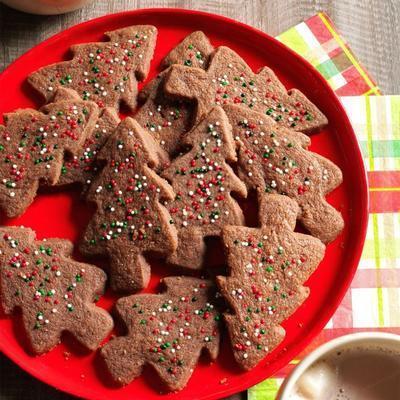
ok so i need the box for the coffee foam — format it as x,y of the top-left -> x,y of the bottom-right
292,360 -> 337,399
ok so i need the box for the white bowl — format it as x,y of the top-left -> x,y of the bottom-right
277,332 -> 400,399
1,0 -> 93,15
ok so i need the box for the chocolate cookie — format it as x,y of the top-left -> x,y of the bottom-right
135,70 -> 193,155
135,31 -> 214,156
164,46 -> 328,133
161,31 -> 214,70
57,107 -> 120,187
80,117 -> 177,293
0,92 -> 99,217
223,104 -> 343,243
0,226 -> 113,354
161,106 -> 247,270
217,193 -> 325,370
51,87 -> 120,188
101,276 -> 220,391
138,31 -> 213,106
28,25 -> 157,111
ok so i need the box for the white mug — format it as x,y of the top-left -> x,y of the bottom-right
278,332 -> 400,400
1,0 -> 94,15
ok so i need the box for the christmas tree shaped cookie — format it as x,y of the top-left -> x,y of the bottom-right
135,31 -> 213,156
58,106 -> 120,187
223,104 -> 343,243
0,227 -> 113,354
135,70 -> 194,155
165,46 -> 328,133
161,31 -> 214,70
80,117 -> 177,293
161,106 -> 247,270
52,88 -> 121,187
0,93 -> 99,217
137,31 -> 213,105
217,193 -> 325,370
101,277 -> 220,391
28,25 -> 157,111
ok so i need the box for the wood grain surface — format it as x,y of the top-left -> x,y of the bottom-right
0,1 -> 399,399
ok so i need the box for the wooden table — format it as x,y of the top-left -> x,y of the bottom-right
0,1 -> 399,399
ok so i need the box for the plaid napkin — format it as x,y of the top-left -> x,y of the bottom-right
276,12 -> 380,96
248,13 -> 400,400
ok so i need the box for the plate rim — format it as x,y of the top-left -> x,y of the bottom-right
0,7 -> 369,400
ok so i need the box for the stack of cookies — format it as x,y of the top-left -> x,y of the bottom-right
0,26 -> 343,392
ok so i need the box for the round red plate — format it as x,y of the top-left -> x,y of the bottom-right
0,8 -> 368,400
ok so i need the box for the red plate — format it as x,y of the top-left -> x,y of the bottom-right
0,8 -> 368,400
